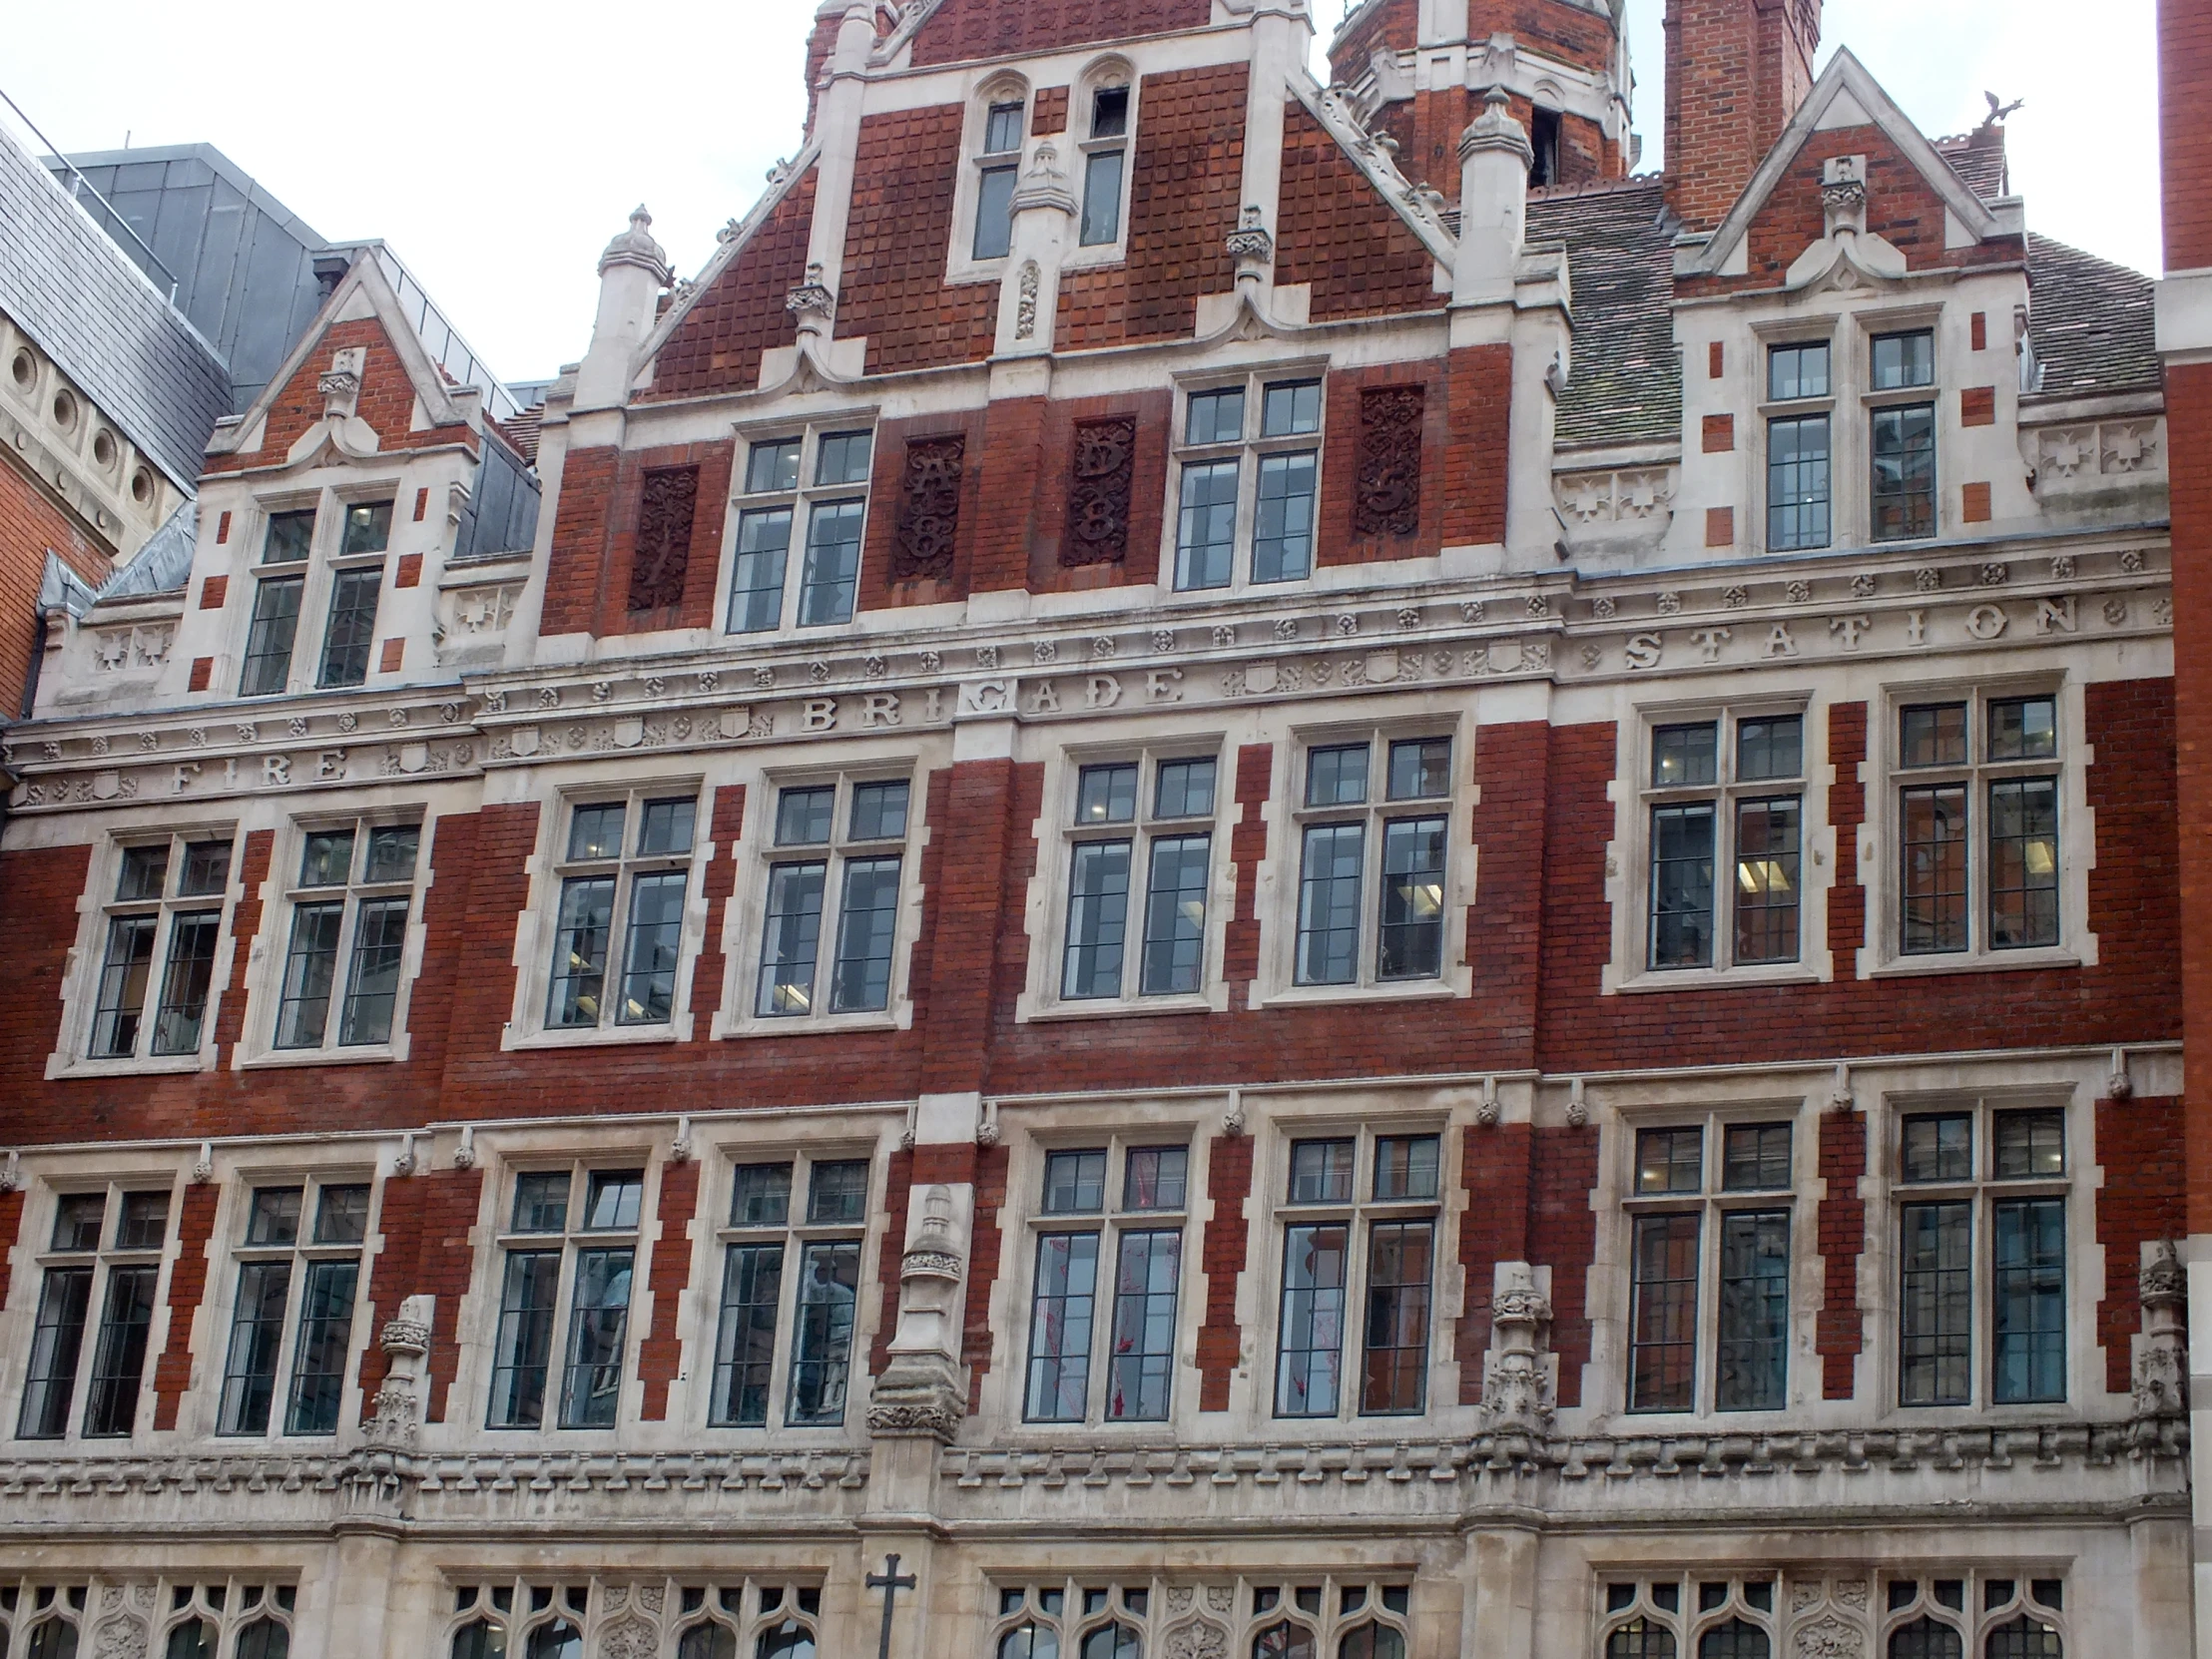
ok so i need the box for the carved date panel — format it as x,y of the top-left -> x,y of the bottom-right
1354,385 -> 1423,538
1064,415 -> 1137,566
890,434 -> 966,582
628,465 -> 701,612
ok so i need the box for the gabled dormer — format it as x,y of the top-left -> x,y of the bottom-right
32,253 -> 539,716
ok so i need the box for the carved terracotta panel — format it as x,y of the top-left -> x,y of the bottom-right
890,435 -> 967,582
1065,415 -> 1137,566
627,465 -> 700,612
1354,385 -> 1424,538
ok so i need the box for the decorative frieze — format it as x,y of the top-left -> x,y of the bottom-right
2021,417 -> 2165,486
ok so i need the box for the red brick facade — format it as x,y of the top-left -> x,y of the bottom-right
0,462 -> 108,714
1276,103 -> 1440,321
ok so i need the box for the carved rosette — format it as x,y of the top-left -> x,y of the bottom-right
1354,386 -> 1423,538
890,435 -> 965,582
628,466 -> 700,613
1064,416 -> 1137,566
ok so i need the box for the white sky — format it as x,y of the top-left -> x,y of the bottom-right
2,0 -> 2161,389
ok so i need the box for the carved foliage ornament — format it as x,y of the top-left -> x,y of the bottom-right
1354,385 -> 1423,538
890,434 -> 965,582
1065,415 -> 1137,567
628,465 -> 700,613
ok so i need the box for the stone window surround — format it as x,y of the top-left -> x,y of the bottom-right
1614,693 -> 1826,996
225,482 -> 406,701
695,1139 -> 882,1437
1864,1090 -> 2084,1418
192,1164 -> 380,1442
1015,736 -> 1236,1023
6,1174 -> 182,1448
1248,712 -> 1476,1012
505,776 -> 712,1052
939,54 -> 1141,291
1158,358 -> 1334,603
710,755 -> 927,1041
716,412 -> 882,642
235,811 -> 432,1070
464,1156 -> 655,1438
1611,1104 -> 1812,1421
1864,673 -> 2091,978
1737,301 -> 1953,557
1005,1128 -> 1199,1429
48,821 -> 243,1081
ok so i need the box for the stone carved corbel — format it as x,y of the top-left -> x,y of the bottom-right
867,1183 -> 971,1441
1479,1262 -> 1555,1443
365,1295 -> 434,1448
786,263 -> 837,342
318,347 -> 365,421
2131,1240 -> 2187,1425
1226,205 -> 1275,288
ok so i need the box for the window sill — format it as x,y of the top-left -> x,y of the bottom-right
238,1045 -> 402,1070
1021,995 -> 1217,1024
49,1050 -> 215,1081
1867,947 -> 2083,979
1613,964 -> 1824,995
1249,979 -> 1460,1012
716,1009 -> 905,1041
507,1023 -> 684,1052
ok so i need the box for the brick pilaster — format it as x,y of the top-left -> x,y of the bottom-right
1815,1110 -> 1868,1399
1195,1133 -> 1253,1411
637,1159 -> 701,1420
151,1183 -> 221,1430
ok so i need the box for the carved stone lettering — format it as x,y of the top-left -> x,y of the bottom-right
628,465 -> 700,613
890,435 -> 966,582
1354,384 -> 1423,536
1065,415 -> 1137,566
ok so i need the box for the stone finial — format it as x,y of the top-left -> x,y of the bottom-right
0,1150 -> 20,1193
598,205 -> 673,283
1459,85 -> 1534,169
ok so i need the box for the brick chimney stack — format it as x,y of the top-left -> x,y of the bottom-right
1664,0 -> 1823,229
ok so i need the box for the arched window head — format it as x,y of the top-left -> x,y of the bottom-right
971,78 -> 1030,261
1076,63 -> 1134,248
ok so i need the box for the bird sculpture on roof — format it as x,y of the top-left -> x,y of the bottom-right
1983,92 -> 2026,126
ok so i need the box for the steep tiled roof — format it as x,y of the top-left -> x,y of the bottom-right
1527,178 -> 1683,449
0,129 -> 231,490
2027,234 -> 2160,397
1934,129 -> 2009,202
